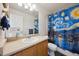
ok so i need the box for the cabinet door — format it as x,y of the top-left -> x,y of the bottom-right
13,40 -> 48,56
36,40 -> 48,56
42,41 -> 48,56
14,48 -> 33,56
36,43 -> 43,56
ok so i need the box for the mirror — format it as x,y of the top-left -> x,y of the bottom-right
7,3 -> 39,38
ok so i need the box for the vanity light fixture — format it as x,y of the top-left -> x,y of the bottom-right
17,3 -> 37,11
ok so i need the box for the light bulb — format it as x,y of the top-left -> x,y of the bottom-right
18,3 -> 22,7
30,7 -> 33,11
32,4 -> 36,9
29,4 -> 36,11
25,5 -> 29,9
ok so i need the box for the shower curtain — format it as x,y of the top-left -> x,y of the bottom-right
48,5 -> 79,54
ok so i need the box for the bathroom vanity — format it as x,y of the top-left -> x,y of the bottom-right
2,36 -> 48,56
13,39 -> 48,56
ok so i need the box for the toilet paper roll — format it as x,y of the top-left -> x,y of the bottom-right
48,43 -> 57,51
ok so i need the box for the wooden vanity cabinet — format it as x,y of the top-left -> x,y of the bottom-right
12,40 -> 48,56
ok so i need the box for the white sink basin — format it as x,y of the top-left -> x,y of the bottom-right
22,36 -> 48,44
22,38 -> 38,44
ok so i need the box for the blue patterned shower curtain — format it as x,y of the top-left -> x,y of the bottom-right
48,5 -> 79,54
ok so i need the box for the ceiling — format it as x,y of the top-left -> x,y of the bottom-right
37,3 -> 78,14
9,3 -> 79,16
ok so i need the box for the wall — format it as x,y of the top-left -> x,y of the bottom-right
37,6 -> 49,36
0,3 -> 3,19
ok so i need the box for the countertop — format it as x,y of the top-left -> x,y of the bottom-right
2,36 -> 48,56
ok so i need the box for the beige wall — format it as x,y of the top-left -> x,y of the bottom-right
0,3 -> 3,19
37,6 -> 49,36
